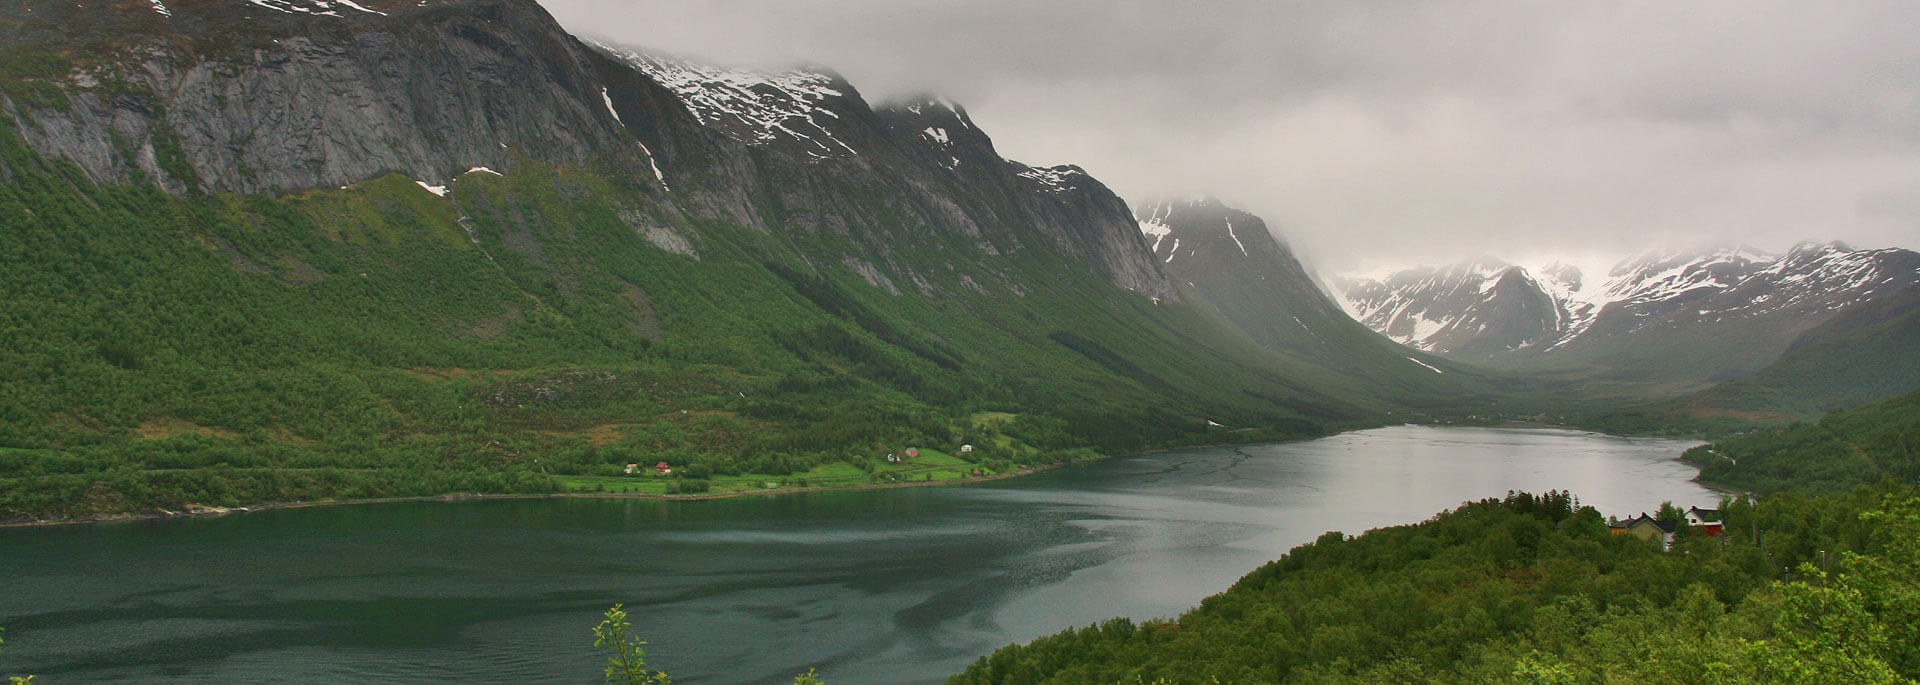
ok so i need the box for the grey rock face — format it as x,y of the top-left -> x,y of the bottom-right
1008,164 -> 1175,301
7,0 -> 631,195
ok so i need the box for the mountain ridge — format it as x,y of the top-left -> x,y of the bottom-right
0,0 -> 1512,519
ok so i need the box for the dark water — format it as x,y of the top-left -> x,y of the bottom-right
0,426 -> 1711,683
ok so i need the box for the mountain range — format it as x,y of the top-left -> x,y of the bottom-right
1337,244 -> 1920,395
1,0 -> 1914,520
0,0 -> 1503,518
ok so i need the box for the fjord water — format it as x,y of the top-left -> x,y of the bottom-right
0,426 -> 1711,683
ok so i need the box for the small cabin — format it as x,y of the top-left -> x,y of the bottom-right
906,447 -> 921,458
654,461 -> 672,475
960,444 -> 974,453
624,463 -> 638,475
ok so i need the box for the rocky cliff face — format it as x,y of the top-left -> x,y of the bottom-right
1,0 -> 1174,299
2,0 -> 639,195
592,43 -> 1177,300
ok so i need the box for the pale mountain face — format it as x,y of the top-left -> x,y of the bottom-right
1130,198 -> 1460,381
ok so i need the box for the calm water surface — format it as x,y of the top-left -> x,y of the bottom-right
0,426 -> 1711,683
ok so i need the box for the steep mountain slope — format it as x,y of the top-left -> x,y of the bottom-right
1136,198 -> 1477,386
1338,244 -> 1920,393
1,0 -> 635,195
0,0 -> 1508,519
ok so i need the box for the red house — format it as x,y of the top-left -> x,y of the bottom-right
655,461 -> 672,475
1685,507 -> 1723,537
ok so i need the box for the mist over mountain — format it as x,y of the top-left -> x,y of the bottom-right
535,0 -> 1920,278
1135,198 -> 1466,383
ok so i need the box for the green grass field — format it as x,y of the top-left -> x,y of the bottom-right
552,447 -> 1038,495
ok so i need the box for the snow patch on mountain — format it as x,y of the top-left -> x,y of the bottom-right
903,98 -> 972,130
245,0 -> 385,16
1137,202 -> 1173,252
635,140 -> 669,190
1015,165 -> 1084,193
1224,216 -> 1247,256
600,87 -> 621,124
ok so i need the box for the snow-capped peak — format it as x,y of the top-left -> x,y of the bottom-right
1339,242 -> 1920,358
1598,245 -> 1773,306
590,42 -> 860,159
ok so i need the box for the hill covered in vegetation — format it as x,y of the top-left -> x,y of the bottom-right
954,486 -> 1920,683
959,391 -> 1920,683
1684,388 -> 1920,495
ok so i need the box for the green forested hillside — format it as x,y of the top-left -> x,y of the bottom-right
957,394 -> 1920,683
0,115 -> 1505,520
1684,389 -> 1920,495
0,0 -> 1553,521
954,487 -> 1920,684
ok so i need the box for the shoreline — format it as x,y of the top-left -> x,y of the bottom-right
0,448 -> 1145,530
0,424 -> 1711,530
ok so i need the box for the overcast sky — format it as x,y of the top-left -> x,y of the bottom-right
545,0 -> 1919,277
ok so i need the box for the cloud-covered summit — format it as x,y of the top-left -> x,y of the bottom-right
551,0 -> 1920,274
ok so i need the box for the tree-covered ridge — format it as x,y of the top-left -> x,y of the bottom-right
1684,388 -> 1920,496
954,486 -> 1920,684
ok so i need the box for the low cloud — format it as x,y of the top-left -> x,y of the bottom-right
547,0 -> 1920,275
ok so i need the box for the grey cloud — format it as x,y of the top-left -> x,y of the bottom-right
548,0 -> 1920,275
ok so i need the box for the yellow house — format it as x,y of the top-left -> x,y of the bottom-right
1610,514 -> 1677,549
